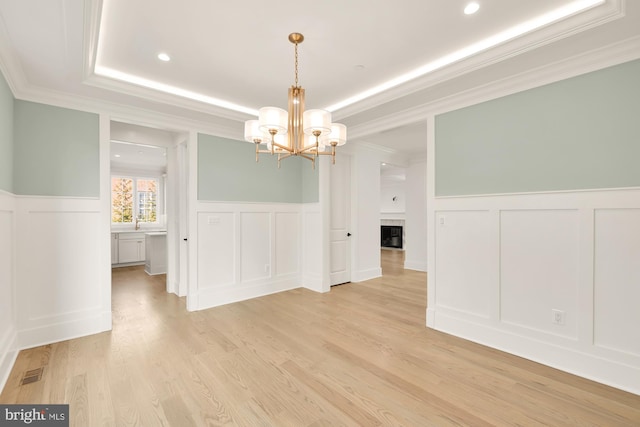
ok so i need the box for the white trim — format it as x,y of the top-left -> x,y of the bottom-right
0,191 -> 16,394
0,331 -> 17,393
434,311 -> 640,396
428,187 -> 640,395
436,185 -> 640,200
186,130 -> 199,311
349,34 -> 640,140
17,313 -> 111,351
352,267 -> 382,283
196,277 -> 300,310
333,0 -> 625,121
404,260 -> 427,272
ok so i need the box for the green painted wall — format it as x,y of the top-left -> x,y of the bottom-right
199,133 -> 318,203
14,100 -> 99,197
0,70 -> 13,193
301,158 -> 319,203
435,59 -> 640,196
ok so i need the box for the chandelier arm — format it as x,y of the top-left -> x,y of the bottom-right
271,141 -> 294,153
298,153 -> 315,161
299,144 -> 321,153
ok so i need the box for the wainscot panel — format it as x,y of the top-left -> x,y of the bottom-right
434,210 -> 494,318
15,196 -> 110,349
275,212 -> 300,277
500,209 -> 579,338
594,208 -> 640,357
196,202 -> 302,310
429,188 -> 640,395
197,212 -> 235,289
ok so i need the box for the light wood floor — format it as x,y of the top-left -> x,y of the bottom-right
2,251 -> 640,426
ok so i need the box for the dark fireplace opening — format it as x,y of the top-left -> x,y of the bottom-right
381,225 -> 403,249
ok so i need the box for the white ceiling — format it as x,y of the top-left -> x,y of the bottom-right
110,140 -> 167,173
0,0 -> 638,155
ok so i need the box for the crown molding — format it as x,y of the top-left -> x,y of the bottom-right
332,0 -> 625,121
14,82 -> 241,140
82,0 -> 102,84
82,0 -> 254,124
82,73 -> 255,123
0,7 -> 28,96
348,34 -> 640,140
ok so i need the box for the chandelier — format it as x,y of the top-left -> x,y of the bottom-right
244,33 -> 346,168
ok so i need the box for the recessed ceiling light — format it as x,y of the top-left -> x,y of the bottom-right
157,52 -> 171,62
382,163 -> 387,166
354,64 -> 365,71
114,154 -> 121,158
464,2 -> 480,15
138,151 -> 144,155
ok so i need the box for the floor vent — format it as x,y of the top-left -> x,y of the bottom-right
21,367 -> 44,385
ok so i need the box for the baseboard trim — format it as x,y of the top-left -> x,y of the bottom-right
302,274 -> 327,293
352,268 -> 382,283
432,310 -> 640,396
404,260 -> 427,272
17,314 -> 111,351
0,330 -> 18,394
197,277 -> 301,310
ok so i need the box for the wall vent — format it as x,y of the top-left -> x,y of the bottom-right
21,367 -> 44,385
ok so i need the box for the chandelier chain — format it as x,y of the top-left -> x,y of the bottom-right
294,41 -> 299,87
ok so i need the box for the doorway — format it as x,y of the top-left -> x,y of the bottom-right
108,120 -> 188,299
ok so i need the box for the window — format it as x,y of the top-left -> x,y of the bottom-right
111,176 -> 159,224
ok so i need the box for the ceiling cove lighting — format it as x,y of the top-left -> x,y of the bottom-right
324,0 -> 604,112
244,33 -> 346,169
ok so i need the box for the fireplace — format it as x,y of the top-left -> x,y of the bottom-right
381,225 -> 403,249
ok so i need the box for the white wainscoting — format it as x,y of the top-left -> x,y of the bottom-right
0,191 -> 18,392
15,196 -> 111,349
429,188 -> 640,395
195,202 -> 302,310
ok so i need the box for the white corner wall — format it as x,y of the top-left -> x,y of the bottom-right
0,190 -> 17,391
380,182 -> 406,214
404,160 -> 428,272
428,188 -> 640,395
351,152 -> 382,282
301,202 -> 326,292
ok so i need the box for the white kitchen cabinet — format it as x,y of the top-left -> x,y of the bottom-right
145,232 -> 167,275
117,232 -> 146,263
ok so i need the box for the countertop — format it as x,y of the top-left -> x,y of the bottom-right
112,229 -> 167,234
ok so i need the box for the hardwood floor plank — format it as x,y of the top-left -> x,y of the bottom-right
2,251 -> 639,426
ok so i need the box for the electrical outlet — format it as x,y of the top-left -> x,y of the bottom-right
439,216 -> 445,225
264,264 -> 270,273
552,309 -> 566,325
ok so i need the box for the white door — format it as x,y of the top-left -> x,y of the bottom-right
177,141 -> 189,296
330,154 -> 351,286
